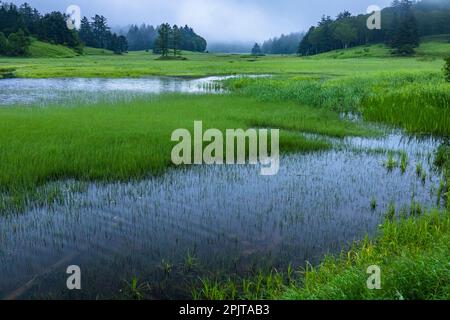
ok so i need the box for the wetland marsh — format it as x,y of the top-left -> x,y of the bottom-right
0,36 -> 449,299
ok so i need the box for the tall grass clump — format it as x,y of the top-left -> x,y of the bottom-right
226,72 -> 450,136
281,209 -> 450,300
225,75 -> 371,113
363,82 -> 450,136
193,270 -> 288,300
435,143 -> 450,208
444,57 -> 450,82
194,209 -> 450,300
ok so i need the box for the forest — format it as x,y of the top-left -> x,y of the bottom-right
0,2 -> 82,55
0,1 -> 207,56
261,32 -> 304,54
298,0 -> 450,56
126,23 -> 207,53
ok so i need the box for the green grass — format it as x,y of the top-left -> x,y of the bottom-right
362,78 -> 450,136
311,36 -> 450,60
435,144 -> 450,207
417,35 -> 450,58
225,70 -> 450,136
0,94 -> 372,212
313,44 -> 392,59
282,209 -> 450,300
27,39 -> 79,58
1,38 -> 449,300
0,46 -> 444,78
193,208 -> 450,300
187,45 -> 450,300
82,47 -> 115,56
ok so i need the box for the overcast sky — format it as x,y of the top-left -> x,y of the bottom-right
9,0 -> 392,42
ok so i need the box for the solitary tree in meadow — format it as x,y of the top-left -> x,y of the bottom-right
171,24 -> 182,56
155,23 -> 171,57
251,43 -> 262,56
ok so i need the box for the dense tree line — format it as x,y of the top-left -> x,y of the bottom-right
127,24 -> 157,51
154,23 -> 187,58
78,15 -> 128,54
127,23 -> 207,52
261,32 -> 304,54
0,2 -> 208,57
0,2 -> 128,56
0,2 -> 81,56
298,0 -> 450,56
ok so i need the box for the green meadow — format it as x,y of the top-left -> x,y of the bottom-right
1,94 -> 372,210
0,37 -> 449,300
0,38 -> 448,78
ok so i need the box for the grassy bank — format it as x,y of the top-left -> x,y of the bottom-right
190,51 -> 450,300
194,208 -> 450,300
312,36 -> 450,60
27,40 -> 80,58
0,94 -> 372,213
282,144 -> 449,300
225,70 -> 450,136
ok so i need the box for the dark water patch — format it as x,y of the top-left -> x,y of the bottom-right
0,132 -> 444,299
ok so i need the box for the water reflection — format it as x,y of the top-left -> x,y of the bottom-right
0,133 -> 444,299
0,75 -> 263,106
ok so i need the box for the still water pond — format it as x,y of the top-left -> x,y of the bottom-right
0,76 -> 446,299
0,75 -> 254,105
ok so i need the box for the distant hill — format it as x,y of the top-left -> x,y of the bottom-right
310,35 -> 450,59
298,0 -> 450,56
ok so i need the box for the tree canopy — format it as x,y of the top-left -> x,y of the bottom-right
128,23 -> 207,53
262,32 -> 304,54
0,1 -> 207,57
78,15 -> 128,54
251,43 -> 262,56
0,1 -> 81,55
298,0 -> 450,56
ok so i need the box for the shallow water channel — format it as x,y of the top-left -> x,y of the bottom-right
0,76 -> 251,105
0,76 -> 446,299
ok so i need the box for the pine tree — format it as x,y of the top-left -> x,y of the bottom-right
0,31 -> 7,54
18,3 -> 40,35
251,43 -> 262,56
155,23 -> 171,57
390,0 -> 419,55
79,17 -> 94,47
91,15 -> 110,48
171,24 -> 182,56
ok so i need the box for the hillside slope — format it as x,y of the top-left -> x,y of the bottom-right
311,35 -> 450,59
27,40 -> 79,58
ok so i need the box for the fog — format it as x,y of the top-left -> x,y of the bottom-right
9,0 -> 392,42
